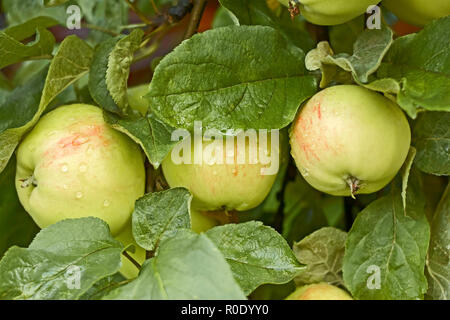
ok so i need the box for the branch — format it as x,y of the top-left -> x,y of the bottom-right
183,0 -> 207,40
125,0 -> 154,25
82,23 -> 120,36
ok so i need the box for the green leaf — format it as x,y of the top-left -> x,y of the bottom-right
2,16 -> 59,40
132,188 -> 192,251
375,17 -> 450,117
44,0 -> 70,7
218,0 -> 314,52
282,175 -> 329,244
0,27 -> 55,69
106,29 -> 144,113
147,25 -> 317,131
3,0 -> 67,26
328,16 -> 365,55
293,227 -> 347,287
307,26 -> 393,86
104,112 -> 178,168
104,230 -> 246,299
212,6 -> 238,29
89,37 -> 122,114
205,221 -> 304,295
0,156 -> 39,257
89,30 -> 144,116
343,170 -> 430,300
77,0 -> 129,43
79,273 -> 127,300
412,112 -> 450,176
0,35 -> 93,174
425,183 -> 450,300
0,218 -> 123,300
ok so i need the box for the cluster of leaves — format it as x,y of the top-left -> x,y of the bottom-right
0,0 -> 448,300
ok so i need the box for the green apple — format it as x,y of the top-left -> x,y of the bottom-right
162,134 -> 280,212
286,283 -> 353,300
127,84 -> 150,115
278,0 -> 379,25
190,207 -> 218,233
115,221 -> 147,279
15,104 -> 146,235
289,85 -> 411,197
384,0 -> 450,27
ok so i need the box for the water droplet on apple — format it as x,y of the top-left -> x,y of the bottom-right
103,200 -> 110,207
86,145 -> 93,155
75,191 -> 83,199
61,164 -> 69,173
63,184 -> 68,190
300,167 -> 309,176
79,163 -> 88,173
231,168 -> 237,174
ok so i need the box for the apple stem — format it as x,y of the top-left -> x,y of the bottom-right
122,251 -> 142,270
346,176 -> 360,199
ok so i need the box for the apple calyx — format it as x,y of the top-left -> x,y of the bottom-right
346,176 -> 361,199
19,174 -> 37,188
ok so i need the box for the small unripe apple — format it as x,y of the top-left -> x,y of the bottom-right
278,0 -> 379,26
290,85 -> 411,197
383,0 -> 450,27
15,104 -> 146,235
286,283 -> 353,300
127,84 -> 150,115
190,207 -> 218,233
162,133 -> 280,212
115,221 -> 147,279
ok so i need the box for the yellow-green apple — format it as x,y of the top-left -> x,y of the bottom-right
383,0 -> 450,27
162,132 -> 280,212
127,84 -> 150,116
115,221 -> 147,279
190,207 -> 218,233
289,85 -> 411,197
15,104 -> 146,235
278,0 -> 379,25
286,283 -> 353,300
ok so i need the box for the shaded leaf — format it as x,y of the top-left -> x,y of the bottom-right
0,218 -> 123,300
206,221 -> 304,295
104,231 -> 246,299
413,112 -> 449,176
293,227 -> 347,287
132,188 -> 191,251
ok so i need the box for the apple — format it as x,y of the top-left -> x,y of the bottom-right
383,0 -> 450,27
115,221 -> 147,279
289,85 -> 411,197
162,133 -> 280,212
190,207 -> 219,233
286,283 -> 353,300
127,84 -> 150,116
278,0 -> 379,25
15,104 -> 146,236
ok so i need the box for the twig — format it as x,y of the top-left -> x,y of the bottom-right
125,0 -> 154,25
183,0 -> 207,40
122,251 -> 142,270
82,23 -> 120,36
150,0 -> 160,15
